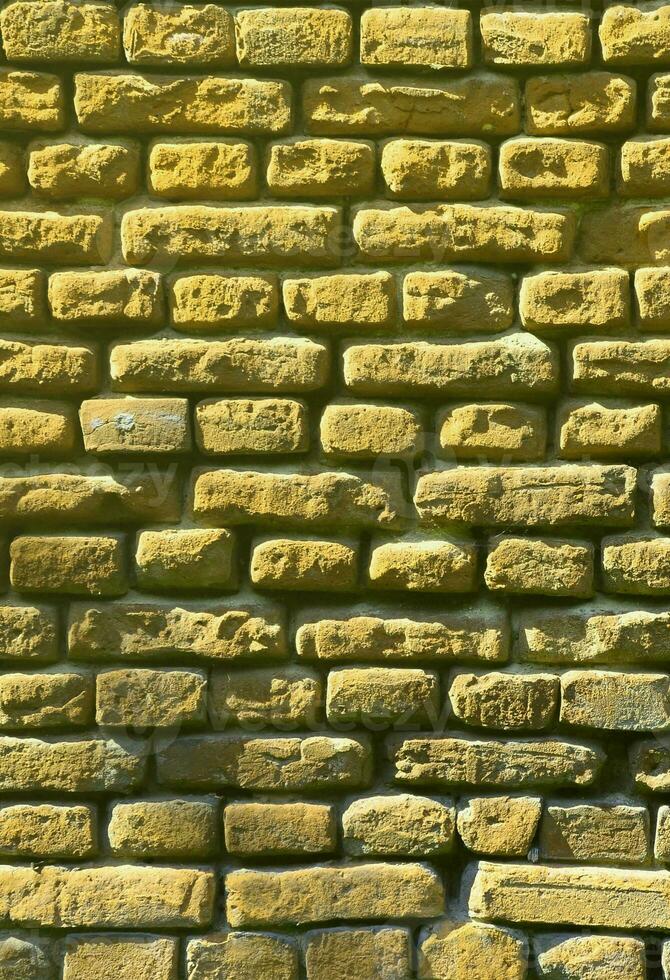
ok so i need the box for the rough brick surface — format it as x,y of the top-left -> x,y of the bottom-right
0,1 -> 668,973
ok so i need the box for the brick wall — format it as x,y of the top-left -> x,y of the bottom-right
0,0 -> 670,977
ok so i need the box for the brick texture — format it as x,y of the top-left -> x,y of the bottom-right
0,2 -> 669,977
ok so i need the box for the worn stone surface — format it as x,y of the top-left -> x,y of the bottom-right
537,936 -> 646,980
539,803 -> 650,865
187,933 -> 298,980
457,796 -> 541,857
418,921 -> 528,980
342,794 -> 455,858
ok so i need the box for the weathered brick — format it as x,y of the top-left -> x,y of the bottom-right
655,805 -> 670,860
449,672 -> 558,732
0,339 -> 97,395
284,272 -> 395,329
456,796 -> 541,858
485,536 -> 594,597
538,937 -> 646,980
320,403 -> 422,459
0,211 -> 111,265
10,535 -> 126,596
209,666 -> 322,729
344,335 -> 558,398
354,203 -> 575,264
63,936 -> 178,980
75,73 -> 291,135
540,803 -> 650,865
652,471 -> 670,527
481,10 -> 591,66
360,8 -> 472,70
382,139 -> 490,201
110,338 -> 328,393
148,140 -> 257,199
0,1 -> 120,63
267,139 -> 374,197
327,667 -> 440,727
156,734 -> 371,791
28,142 -> 139,200
0,936 -> 56,980
304,76 -> 521,137
0,269 -> 44,329
124,4 -> 234,67
297,608 -> 508,665
224,801 -> 335,856
438,403 -> 547,461
632,739 -> 670,792
620,137 -> 670,196
635,267 -> 670,329
49,269 -> 161,325
572,338 -> 670,395
368,537 -> 477,593
648,73 -> 670,130
187,933 -> 298,980
0,143 -> 23,198
601,4 -> 670,64
121,205 -> 340,266
602,533 -> 670,594
0,400 -> 76,456
108,798 -> 217,858
0,69 -> 64,132
578,204 -> 665,267
226,863 -> 444,927
419,921 -> 528,980
0,671 -> 93,730
561,669 -> 670,731
192,469 -> 406,529
69,601 -> 286,662
0,735 -> 146,792
0,804 -> 95,859
250,538 -> 357,592
342,794 -> 455,858
415,465 -> 636,528
171,274 -> 278,331
236,8 -> 352,67
79,397 -> 190,455
525,72 -> 636,135
392,736 -> 603,789
306,927 -> 412,980
196,398 -> 307,456
96,668 -> 207,729
558,399 -> 661,458
470,861 -> 670,931
520,269 -> 630,333
135,528 -> 236,592
0,604 -> 58,663
500,138 -> 609,199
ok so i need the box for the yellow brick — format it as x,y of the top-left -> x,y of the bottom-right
0,803 -> 95,859
148,140 -> 257,199
135,528 -> 236,592
0,1 -> 120,63
108,798 -> 217,858
195,398 -> 308,455
620,137 -> 670,196
0,339 -> 97,394
438,403 -> 547,461
403,269 -> 513,331
449,671 -> 558,731
304,76 -> 520,137
236,8 -> 352,68
79,397 -> 191,455
485,536 -> 594,597
360,7 -> 472,69
0,142 -> 23,197
0,400 -> 76,456
368,537 -> 477,593
0,269 -> 44,329
499,138 -> 609,199
284,272 -> 395,329
170,274 -> 278,331
382,139 -> 490,200
634,268 -> 670,330
540,803 -> 650,865
602,533 -> 670,594
572,338 -> 670,395
342,795 -> 455,858
209,666 -> 322,728
124,3 -> 235,66
63,936 -> 178,980
419,922 -> 528,980
0,68 -> 64,132
187,934 -> 298,980
306,928 -> 412,980
525,72 -> 636,136
649,74 -> 670,131
75,72 -> 291,135
267,139 -> 374,196
538,937 -> 645,980
28,142 -> 140,200
224,802 -> 335,856
320,403 -> 422,458
0,670 -> 93,730
481,9 -> 591,66
601,4 -> 670,64
327,666 -> 440,727
558,400 -> 662,458
0,605 -> 58,664
111,338 -> 328,393
578,204 -> 663,267
0,735 -> 146,792
457,797 -> 541,858
48,270 -> 162,325
10,535 -> 127,597
250,538 -> 357,592
121,205 -> 340,266
519,269 -> 630,333
0,211 -> 112,264
96,667 -> 207,728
